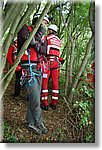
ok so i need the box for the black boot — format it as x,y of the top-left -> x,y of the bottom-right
41,104 -> 48,111
50,103 -> 57,110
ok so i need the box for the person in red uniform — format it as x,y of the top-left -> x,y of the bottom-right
87,61 -> 95,87
41,24 -> 61,111
17,13 -> 50,135
7,40 -> 22,97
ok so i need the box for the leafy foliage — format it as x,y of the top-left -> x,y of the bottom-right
3,122 -> 18,143
73,99 -> 94,142
1,0 -> 95,143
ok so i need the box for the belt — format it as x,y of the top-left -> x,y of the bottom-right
21,63 -> 37,67
46,56 -> 59,59
21,60 -> 38,64
48,58 -> 55,61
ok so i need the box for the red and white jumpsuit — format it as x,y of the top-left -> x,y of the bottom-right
41,34 -> 61,108
7,43 -> 22,96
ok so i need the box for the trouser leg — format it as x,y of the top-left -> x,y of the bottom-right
25,68 -> 42,126
41,73 -> 49,106
51,69 -> 59,106
14,70 -> 22,97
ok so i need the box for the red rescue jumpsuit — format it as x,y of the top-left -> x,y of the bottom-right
7,44 -> 17,66
41,34 -> 61,108
7,43 -> 22,96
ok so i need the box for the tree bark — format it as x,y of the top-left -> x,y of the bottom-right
3,3 -> 19,35
69,39 -> 75,86
89,1 -> 95,33
15,2 -> 40,34
2,4 -> 26,72
67,34 -> 94,102
0,2 -> 51,94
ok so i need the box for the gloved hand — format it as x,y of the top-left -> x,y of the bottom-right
33,42 -> 40,54
30,37 -> 36,46
61,59 -> 65,65
16,65 -> 21,71
35,24 -> 46,42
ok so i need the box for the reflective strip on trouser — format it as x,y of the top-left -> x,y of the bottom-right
41,61 -> 59,106
41,75 -> 48,106
24,66 -> 42,126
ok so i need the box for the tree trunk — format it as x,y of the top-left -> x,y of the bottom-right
65,38 -> 70,97
0,2 -> 51,95
3,3 -> 20,35
89,1 -> 95,33
2,4 -> 26,72
69,39 -> 75,86
67,34 -> 94,102
15,2 -> 40,34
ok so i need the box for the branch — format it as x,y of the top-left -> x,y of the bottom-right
2,4 -> 26,70
15,2 -> 40,34
1,2 -> 51,94
89,1 -> 95,33
68,34 -> 95,102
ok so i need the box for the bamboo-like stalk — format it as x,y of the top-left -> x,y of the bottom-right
3,3 -> 19,35
15,2 -> 40,34
2,4 -> 27,71
68,34 -> 94,102
1,2 -> 51,94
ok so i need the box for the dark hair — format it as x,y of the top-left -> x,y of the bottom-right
49,29 -> 57,35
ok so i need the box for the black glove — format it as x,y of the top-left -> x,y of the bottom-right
35,24 -> 46,42
33,42 -> 40,54
61,59 -> 65,65
30,37 -> 36,46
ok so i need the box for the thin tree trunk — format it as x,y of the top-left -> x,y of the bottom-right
69,39 -> 75,86
65,38 -> 70,97
2,4 -> 26,72
3,3 -> 19,35
15,2 -> 40,34
0,2 -> 51,94
68,34 -> 94,102
89,1 -> 95,33
60,43 -> 67,59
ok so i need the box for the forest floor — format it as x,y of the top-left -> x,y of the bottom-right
2,76 -> 94,143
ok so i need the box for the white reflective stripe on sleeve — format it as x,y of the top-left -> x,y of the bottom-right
42,90 -> 48,93
52,96 -> 58,100
52,90 -> 59,93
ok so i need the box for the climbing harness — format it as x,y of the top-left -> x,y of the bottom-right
21,50 -> 42,86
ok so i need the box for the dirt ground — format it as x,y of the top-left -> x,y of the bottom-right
2,77 -> 92,143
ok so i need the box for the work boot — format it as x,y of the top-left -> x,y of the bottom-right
14,92 -> 20,97
38,123 -> 48,134
41,104 -> 48,111
50,103 -> 57,110
28,124 -> 42,135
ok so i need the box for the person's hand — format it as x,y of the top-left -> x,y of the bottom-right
16,65 -> 21,71
59,57 -> 65,65
30,37 -> 36,46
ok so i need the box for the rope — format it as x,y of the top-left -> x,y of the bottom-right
27,49 -> 42,87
